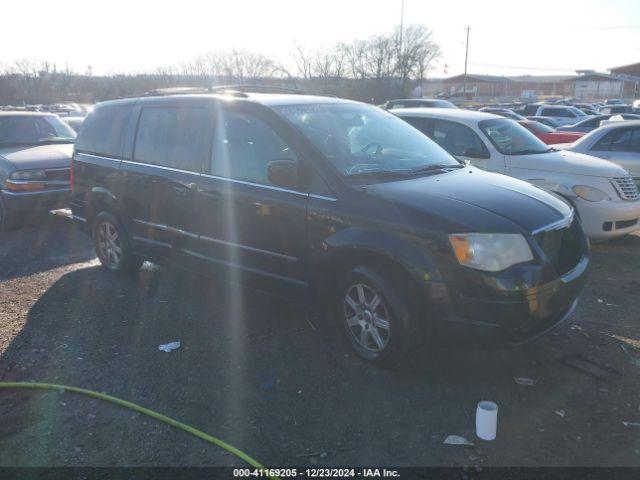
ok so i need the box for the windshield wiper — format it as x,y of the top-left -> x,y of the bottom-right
37,138 -> 75,144
407,163 -> 464,175
346,169 -> 413,179
510,149 -> 549,155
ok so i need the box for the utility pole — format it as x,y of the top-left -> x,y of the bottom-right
399,0 -> 405,61
463,26 -> 470,100
398,0 -> 406,95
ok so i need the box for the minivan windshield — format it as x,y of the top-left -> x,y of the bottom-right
479,118 -> 551,155
0,115 -> 76,145
273,103 -> 461,178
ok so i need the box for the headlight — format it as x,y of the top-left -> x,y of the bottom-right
449,233 -> 534,272
10,169 -> 46,181
572,185 -> 609,202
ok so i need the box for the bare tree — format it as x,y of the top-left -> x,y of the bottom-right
0,23 -> 440,105
394,24 -> 441,89
292,44 -> 314,80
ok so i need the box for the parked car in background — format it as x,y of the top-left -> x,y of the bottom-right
0,112 -> 76,230
70,92 -> 588,362
393,108 -> 640,240
600,105 -> 633,115
478,107 -> 526,121
605,99 -> 625,105
517,120 -> 584,145
573,102 -> 598,112
561,121 -> 640,188
526,115 -> 564,128
383,98 -> 457,110
62,116 -> 85,133
556,114 -> 640,133
525,105 -> 591,127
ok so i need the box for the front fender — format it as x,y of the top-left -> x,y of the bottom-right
526,178 -> 576,199
312,226 -> 444,284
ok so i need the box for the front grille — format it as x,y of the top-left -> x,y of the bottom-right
611,176 -> 639,201
616,219 -> 639,230
45,168 -> 70,182
534,219 -> 584,276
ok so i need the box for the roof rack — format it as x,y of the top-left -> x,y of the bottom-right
209,84 -> 306,95
143,87 -> 213,96
143,84 -> 305,98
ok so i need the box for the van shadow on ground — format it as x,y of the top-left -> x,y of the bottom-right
0,213 -> 95,281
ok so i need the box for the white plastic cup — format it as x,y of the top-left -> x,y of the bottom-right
476,401 -> 498,441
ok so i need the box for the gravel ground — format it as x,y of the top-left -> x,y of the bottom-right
1,213 -> 639,468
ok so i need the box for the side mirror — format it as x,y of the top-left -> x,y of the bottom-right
462,148 -> 488,159
267,159 -> 299,190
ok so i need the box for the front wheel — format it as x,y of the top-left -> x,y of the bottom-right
92,212 -> 143,275
339,266 -> 415,364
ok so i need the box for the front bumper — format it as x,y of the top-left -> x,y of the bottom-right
577,198 -> 640,240
1,187 -> 70,213
431,255 -> 589,348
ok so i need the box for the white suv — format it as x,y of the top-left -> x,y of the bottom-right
392,108 -> 640,240
523,104 -> 592,126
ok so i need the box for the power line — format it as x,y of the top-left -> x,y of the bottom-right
569,25 -> 640,30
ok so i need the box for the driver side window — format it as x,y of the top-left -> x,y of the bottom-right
209,108 -> 297,186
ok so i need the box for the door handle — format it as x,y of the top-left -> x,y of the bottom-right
199,189 -> 222,203
172,184 -> 195,196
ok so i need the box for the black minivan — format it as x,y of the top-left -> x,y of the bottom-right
71,92 -> 589,363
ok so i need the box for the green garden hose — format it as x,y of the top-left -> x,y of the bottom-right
0,381 -> 278,479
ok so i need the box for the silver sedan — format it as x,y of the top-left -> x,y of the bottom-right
564,121 -> 640,187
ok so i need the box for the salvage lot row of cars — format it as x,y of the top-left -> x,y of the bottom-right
0,89 -> 639,364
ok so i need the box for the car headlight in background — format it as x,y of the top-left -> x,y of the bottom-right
10,169 -> 46,181
6,169 -> 47,192
572,185 -> 609,202
449,233 -> 534,272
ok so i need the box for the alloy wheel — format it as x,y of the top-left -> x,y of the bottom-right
343,283 -> 391,352
96,221 -> 122,269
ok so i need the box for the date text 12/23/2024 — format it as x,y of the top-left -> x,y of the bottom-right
233,468 -> 401,478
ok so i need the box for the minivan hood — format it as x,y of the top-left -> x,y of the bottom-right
0,143 -> 73,170
365,167 -> 571,234
516,149 -> 625,177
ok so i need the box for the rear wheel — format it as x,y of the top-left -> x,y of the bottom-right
92,212 -> 143,274
339,265 -> 415,364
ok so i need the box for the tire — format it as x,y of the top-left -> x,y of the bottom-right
338,265 -> 416,364
92,212 -> 143,275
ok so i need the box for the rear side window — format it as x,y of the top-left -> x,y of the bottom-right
523,105 -> 538,116
75,105 -> 132,157
133,106 -> 211,172
593,128 -> 640,153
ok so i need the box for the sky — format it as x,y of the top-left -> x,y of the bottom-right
2,0 -> 639,77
